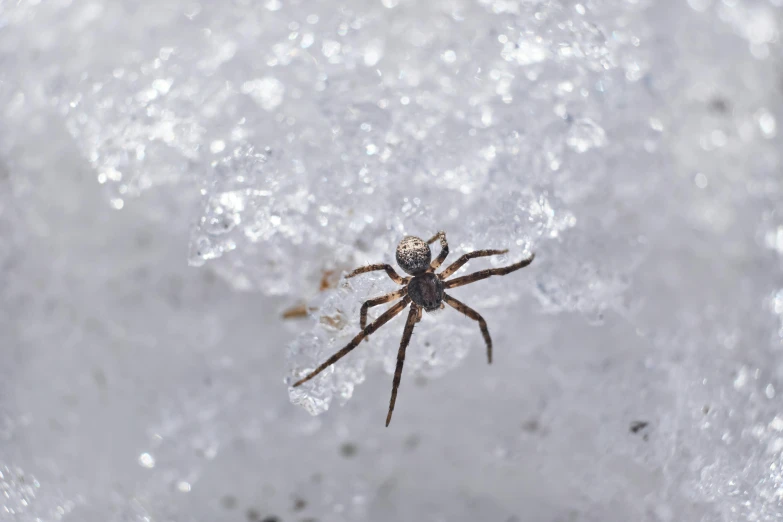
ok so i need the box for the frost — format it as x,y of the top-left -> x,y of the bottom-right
566,118 -> 607,153
241,78 -> 285,112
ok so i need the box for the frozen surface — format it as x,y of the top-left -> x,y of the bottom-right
1,0 -> 783,520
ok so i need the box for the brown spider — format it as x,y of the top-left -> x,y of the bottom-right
292,232 -> 535,426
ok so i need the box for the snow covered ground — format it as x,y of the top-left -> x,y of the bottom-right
1,0 -> 782,520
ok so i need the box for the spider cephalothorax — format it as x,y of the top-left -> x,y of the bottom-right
407,273 -> 443,311
292,231 -> 535,426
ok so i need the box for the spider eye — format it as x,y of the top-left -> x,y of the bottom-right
396,236 -> 431,275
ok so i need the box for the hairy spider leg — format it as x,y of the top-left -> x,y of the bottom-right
346,264 -> 410,285
386,303 -> 420,426
426,231 -> 449,271
360,288 -> 408,342
443,293 -> 493,364
438,249 -> 509,280
292,296 -> 412,387
444,253 -> 535,290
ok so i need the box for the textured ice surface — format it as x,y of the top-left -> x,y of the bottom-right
2,0 -> 783,521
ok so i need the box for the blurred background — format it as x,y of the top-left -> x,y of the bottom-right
1,0 -> 782,520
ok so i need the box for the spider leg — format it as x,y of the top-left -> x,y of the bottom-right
386,303 -> 420,426
438,249 -> 509,280
292,296 -> 412,387
443,293 -> 493,364
346,264 -> 410,285
444,253 -> 535,289
426,231 -> 449,271
360,288 -> 408,342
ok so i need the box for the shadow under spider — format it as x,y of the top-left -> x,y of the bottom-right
292,231 -> 535,426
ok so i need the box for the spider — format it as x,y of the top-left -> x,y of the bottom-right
292,232 -> 535,426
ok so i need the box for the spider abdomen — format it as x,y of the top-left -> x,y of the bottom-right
407,273 -> 444,311
396,236 -> 432,275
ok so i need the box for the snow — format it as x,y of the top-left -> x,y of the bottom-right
1,0 -> 782,520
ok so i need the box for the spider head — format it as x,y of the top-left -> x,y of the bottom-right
408,272 -> 443,311
396,236 -> 431,275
